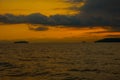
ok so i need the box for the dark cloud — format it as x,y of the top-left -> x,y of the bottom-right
25,13 -> 50,25
64,0 -> 84,3
0,14 -> 24,24
68,0 -> 120,31
0,0 -> 120,31
1,13 -> 118,27
0,13 -> 86,26
28,25 -> 49,31
81,0 -> 120,16
0,13 -> 49,24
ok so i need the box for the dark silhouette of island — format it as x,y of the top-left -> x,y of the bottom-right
95,38 -> 120,42
14,41 -> 29,44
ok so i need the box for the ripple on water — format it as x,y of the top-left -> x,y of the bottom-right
6,71 -> 50,77
0,62 -> 17,71
63,76 -> 80,80
68,68 -> 102,73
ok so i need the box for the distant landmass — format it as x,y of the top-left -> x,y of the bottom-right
14,41 -> 29,44
95,38 -> 120,42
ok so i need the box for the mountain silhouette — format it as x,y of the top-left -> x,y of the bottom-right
95,38 -> 120,42
14,41 -> 29,44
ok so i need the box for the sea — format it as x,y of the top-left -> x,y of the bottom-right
0,43 -> 120,80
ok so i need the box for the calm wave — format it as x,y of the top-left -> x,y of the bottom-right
0,43 -> 120,80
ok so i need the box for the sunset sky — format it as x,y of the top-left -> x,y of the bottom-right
0,0 -> 120,42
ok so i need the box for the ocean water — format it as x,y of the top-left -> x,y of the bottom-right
0,43 -> 120,80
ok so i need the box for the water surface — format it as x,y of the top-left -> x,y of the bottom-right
0,43 -> 120,80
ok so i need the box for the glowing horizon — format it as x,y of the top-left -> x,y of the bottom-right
0,0 -> 119,42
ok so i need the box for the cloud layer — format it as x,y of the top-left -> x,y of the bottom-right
0,0 -> 120,31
